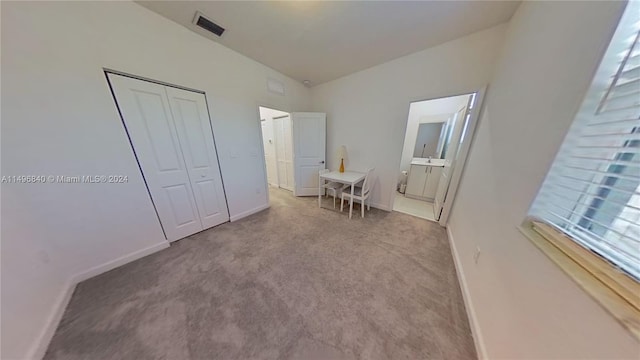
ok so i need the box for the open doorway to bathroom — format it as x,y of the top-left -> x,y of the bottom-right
394,92 -> 479,223
259,106 -> 294,192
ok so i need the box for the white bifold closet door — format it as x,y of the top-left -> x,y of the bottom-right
108,74 -> 229,242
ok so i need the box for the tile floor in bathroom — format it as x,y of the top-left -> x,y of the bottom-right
393,192 -> 437,221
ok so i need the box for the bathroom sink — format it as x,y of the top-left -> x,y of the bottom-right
411,157 -> 445,166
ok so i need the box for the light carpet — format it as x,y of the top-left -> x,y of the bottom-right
44,188 -> 476,359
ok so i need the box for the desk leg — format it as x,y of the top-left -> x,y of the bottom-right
349,184 -> 354,219
318,178 -> 322,207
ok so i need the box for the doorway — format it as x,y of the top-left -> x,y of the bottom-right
259,108 -> 327,197
394,91 -> 481,224
259,106 -> 294,192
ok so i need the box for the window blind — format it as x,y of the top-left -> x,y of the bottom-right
530,2 -> 640,282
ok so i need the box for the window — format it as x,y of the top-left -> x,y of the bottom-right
524,0 -> 639,338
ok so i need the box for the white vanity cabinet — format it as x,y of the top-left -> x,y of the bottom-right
405,165 -> 428,198
405,164 -> 443,201
423,166 -> 442,199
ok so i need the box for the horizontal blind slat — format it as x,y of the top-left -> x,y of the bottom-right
621,64 -> 640,79
600,104 -> 640,115
581,131 -> 640,139
573,145 -> 640,153
609,78 -> 640,96
627,53 -> 640,68
601,91 -> 640,112
559,165 -> 640,182
587,117 -> 640,127
537,192 -> 640,230
565,155 -> 640,169
549,173 -> 640,195
545,182 -> 640,212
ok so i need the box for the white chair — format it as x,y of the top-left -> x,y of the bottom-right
341,167 -> 375,218
319,169 -> 347,208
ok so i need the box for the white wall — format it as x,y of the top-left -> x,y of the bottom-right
311,25 -> 506,210
1,2 -> 310,358
448,1 -> 640,358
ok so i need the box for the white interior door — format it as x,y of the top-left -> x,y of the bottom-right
273,114 -> 294,191
435,103 -> 469,220
108,74 -> 202,241
292,112 -> 326,196
438,88 -> 486,226
165,87 -> 229,229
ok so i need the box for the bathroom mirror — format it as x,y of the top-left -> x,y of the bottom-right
413,121 -> 447,159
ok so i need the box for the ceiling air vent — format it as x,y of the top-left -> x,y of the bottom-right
193,11 -> 225,37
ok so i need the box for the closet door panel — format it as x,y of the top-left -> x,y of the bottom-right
165,87 -> 229,229
165,184 -> 201,226
108,74 -> 203,241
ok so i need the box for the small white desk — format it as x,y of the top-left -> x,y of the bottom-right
318,170 -> 366,219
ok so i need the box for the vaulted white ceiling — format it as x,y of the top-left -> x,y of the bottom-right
137,1 -> 520,86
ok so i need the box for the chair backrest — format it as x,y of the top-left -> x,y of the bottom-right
361,167 -> 375,194
319,168 -> 329,182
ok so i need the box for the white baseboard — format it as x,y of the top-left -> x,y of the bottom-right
230,203 -> 270,222
29,241 -> 170,359
71,241 -> 170,284
370,202 -> 392,212
446,227 -> 488,360
28,279 -> 76,360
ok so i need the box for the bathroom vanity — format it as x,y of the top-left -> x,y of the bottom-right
405,158 -> 444,201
